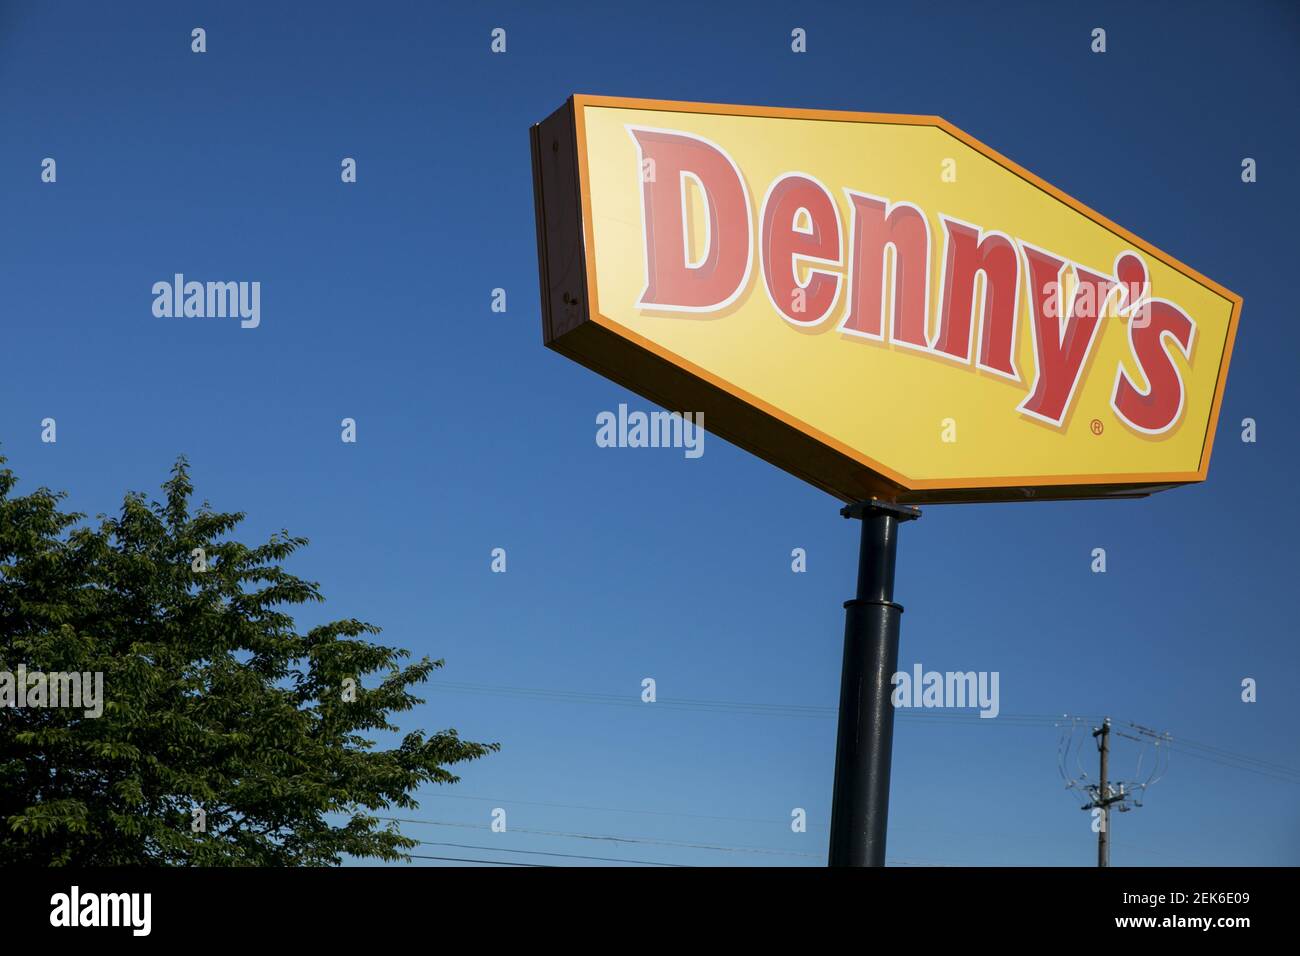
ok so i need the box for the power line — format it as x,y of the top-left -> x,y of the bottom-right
409,839 -> 688,867
1127,726 -> 1300,781
379,815 -> 819,859
1161,741 -> 1300,785
1173,739 -> 1300,776
408,853 -> 549,867
435,678 -> 1300,785
433,680 -> 835,718
1106,719 -> 1300,785
412,790 -> 829,829
424,678 -> 1300,867
433,678 -> 1098,725
406,843 -> 948,868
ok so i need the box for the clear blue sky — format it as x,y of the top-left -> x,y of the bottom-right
1,0 -> 1297,866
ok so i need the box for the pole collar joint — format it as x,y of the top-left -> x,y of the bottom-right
840,499 -> 922,522
842,598 -> 905,612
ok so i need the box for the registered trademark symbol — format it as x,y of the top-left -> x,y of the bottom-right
1090,419 -> 1104,435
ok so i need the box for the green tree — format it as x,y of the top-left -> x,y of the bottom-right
0,455 -> 496,865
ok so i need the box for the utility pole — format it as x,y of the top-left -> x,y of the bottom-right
1061,715 -> 1170,866
1094,718 -> 1111,867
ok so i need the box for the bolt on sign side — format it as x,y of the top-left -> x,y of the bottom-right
531,95 -> 1241,504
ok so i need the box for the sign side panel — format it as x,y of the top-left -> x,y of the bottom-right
533,99 -> 590,345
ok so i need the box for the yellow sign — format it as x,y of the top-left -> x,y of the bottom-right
531,96 -> 1241,503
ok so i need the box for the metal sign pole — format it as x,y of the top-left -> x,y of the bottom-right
828,499 -> 920,867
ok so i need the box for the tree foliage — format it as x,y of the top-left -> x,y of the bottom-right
0,455 -> 496,865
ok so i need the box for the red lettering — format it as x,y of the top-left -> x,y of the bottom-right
628,127 -> 751,311
841,193 -> 930,348
1111,253 -> 1195,434
622,133 -> 1206,438
760,174 -> 842,325
934,218 -> 1020,377
1018,245 -> 1115,425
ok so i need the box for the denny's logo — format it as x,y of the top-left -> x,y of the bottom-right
630,125 -> 1194,436
532,96 -> 1241,504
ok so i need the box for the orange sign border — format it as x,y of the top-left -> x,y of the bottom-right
547,94 -> 1242,501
